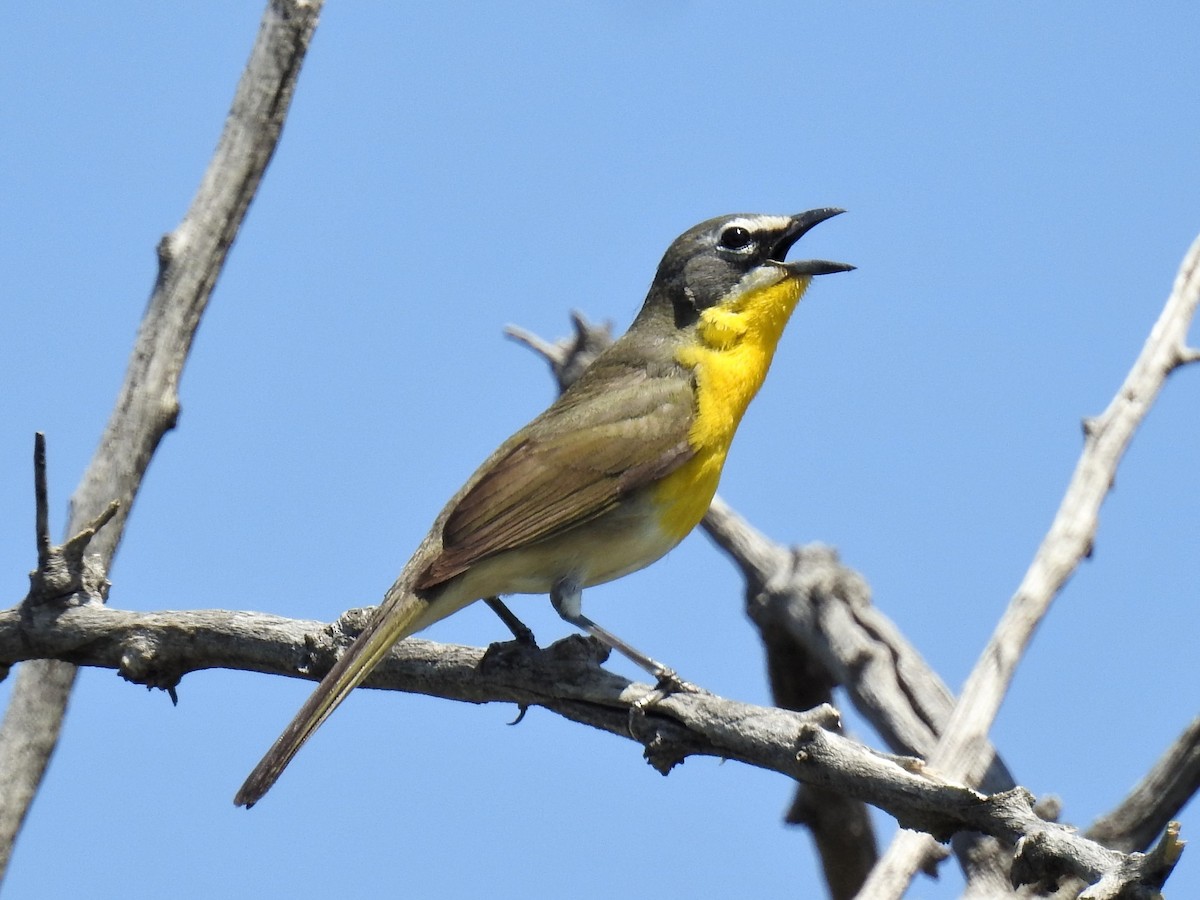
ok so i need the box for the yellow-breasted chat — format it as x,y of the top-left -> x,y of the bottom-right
235,209 -> 852,807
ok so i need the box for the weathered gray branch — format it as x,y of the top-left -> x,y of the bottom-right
1088,717 -> 1200,855
0,600 -> 1180,896
701,503 -> 1019,894
702,504 -> 1017,795
862,233 -> 1200,897
0,0 -> 322,884
768,619 -> 879,900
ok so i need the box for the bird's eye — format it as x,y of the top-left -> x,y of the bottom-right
718,226 -> 754,251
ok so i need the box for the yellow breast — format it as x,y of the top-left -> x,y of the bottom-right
652,273 -> 809,540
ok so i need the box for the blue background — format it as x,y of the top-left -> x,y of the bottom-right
2,3 -> 1197,897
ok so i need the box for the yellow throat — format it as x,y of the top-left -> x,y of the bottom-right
653,272 -> 810,538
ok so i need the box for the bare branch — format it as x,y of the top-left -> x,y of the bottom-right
23,436 -> 117,611
702,501 -> 1019,892
862,233 -> 1200,896
1088,717 -> 1200,854
0,0 -> 322,883
772,631 -> 879,900
23,440 -> 117,613
33,434 -> 50,568
504,310 -> 614,392
703,502 -> 1016,793
0,600 -> 1179,895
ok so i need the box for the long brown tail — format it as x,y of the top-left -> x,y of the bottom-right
234,589 -> 430,807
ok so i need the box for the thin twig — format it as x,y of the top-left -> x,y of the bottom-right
504,310 -> 613,392
33,434 -> 50,568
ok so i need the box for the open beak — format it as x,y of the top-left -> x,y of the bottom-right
772,208 -> 855,276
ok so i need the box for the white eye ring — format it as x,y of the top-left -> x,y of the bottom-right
718,225 -> 755,252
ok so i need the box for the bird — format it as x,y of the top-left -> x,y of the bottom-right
235,209 -> 852,807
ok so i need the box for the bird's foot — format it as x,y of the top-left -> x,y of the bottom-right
633,667 -> 702,712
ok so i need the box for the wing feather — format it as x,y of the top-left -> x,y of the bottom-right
416,369 -> 693,589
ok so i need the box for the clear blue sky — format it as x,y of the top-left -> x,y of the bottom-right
2,4 -> 1197,898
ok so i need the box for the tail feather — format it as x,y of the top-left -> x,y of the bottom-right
234,590 -> 429,808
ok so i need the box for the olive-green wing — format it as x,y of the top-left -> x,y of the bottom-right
416,371 -> 694,590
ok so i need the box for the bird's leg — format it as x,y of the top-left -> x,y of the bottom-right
484,596 -> 537,646
550,578 -> 684,692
